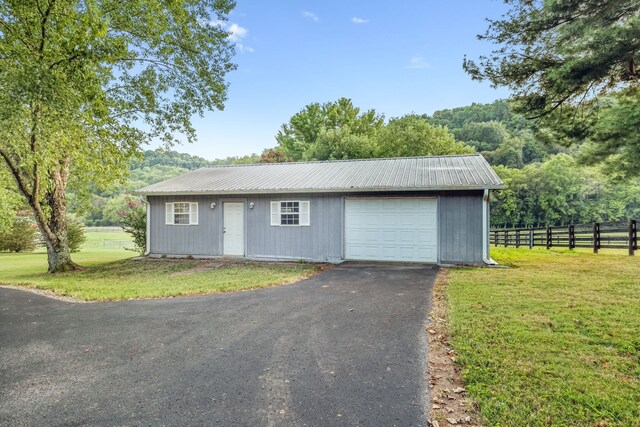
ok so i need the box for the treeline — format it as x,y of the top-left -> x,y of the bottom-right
55,99 -> 640,228
81,151 -> 260,226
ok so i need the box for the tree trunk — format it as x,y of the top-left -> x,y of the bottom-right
30,162 -> 79,273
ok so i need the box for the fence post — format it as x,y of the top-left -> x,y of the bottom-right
568,224 -> 575,250
629,220 -> 637,256
529,227 -> 534,249
504,229 -> 509,247
593,222 -> 600,254
515,229 -> 521,248
546,226 -> 552,250
494,230 -> 498,247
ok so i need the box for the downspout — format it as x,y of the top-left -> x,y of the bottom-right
482,189 -> 497,265
142,195 -> 151,256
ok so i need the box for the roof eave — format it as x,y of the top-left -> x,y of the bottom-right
134,184 -> 506,196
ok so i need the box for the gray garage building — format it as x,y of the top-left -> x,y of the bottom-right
137,155 -> 504,265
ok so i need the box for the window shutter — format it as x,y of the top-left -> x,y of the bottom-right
190,203 -> 198,225
300,201 -> 310,226
270,201 -> 280,226
165,203 -> 174,225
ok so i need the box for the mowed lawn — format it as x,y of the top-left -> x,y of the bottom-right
447,248 -> 640,426
0,232 -> 322,301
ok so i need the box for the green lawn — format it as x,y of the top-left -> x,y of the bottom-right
0,232 -> 322,301
447,247 -> 640,426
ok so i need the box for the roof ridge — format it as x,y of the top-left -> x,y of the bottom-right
196,154 -> 483,170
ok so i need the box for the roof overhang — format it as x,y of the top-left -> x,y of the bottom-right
135,185 -> 506,197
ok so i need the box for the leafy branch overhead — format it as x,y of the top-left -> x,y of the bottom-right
463,0 -> 640,178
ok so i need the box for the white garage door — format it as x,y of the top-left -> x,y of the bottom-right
345,198 -> 437,262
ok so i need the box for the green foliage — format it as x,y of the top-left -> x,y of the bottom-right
0,171 -> 22,234
491,155 -> 640,227
453,121 -> 510,152
275,98 -> 384,161
119,198 -> 147,255
429,100 -> 529,132
375,114 -> 474,157
306,127 -> 377,160
579,87 -> 640,179
464,0 -> 640,177
0,217 -> 37,253
66,217 -> 87,253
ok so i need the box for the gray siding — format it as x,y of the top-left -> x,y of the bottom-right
148,190 -> 487,264
438,192 -> 484,264
149,195 -> 223,256
148,193 -> 343,261
246,194 -> 343,261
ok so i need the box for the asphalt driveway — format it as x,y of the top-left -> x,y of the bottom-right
0,263 -> 436,426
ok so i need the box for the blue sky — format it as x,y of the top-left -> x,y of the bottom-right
176,0 -> 511,160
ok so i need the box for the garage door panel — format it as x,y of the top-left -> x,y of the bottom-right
345,198 -> 437,263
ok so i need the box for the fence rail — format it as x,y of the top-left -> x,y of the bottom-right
490,220 -> 637,256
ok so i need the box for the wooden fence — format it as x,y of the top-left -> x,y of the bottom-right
490,220 -> 638,256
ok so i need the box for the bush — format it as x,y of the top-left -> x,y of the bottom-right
67,217 -> 87,253
0,217 -> 37,252
119,198 -> 146,254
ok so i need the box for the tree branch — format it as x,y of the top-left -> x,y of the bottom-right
0,148 -> 32,200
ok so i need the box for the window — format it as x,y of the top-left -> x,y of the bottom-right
271,201 -> 310,226
165,202 -> 198,225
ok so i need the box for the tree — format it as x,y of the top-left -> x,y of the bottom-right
464,0 -> 640,177
375,115 -> 474,158
275,98 -> 384,161
304,128 -> 376,161
454,121 -> 511,152
260,148 -> 291,163
0,0 -> 236,272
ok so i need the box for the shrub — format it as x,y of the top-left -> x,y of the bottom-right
119,197 -> 146,254
0,217 -> 37,252
67,217 -> 87,253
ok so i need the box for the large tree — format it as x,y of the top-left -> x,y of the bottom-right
0,0 -> 236,272
274,98 -> 384,161
464,0 -> 640,177
375,114 -> 474,158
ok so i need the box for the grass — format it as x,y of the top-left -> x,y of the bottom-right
446,247 -> 640,426
0,232 -> 321,301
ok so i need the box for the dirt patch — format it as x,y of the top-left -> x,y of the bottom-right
170,261 -> 224,276
427,269 -> 481,427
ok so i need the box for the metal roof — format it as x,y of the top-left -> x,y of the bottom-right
136,155 -> 505,195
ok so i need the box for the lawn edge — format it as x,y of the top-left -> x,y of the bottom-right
427,268 -> 482,427
0,284 -> 89,303
0,262 -> 332,303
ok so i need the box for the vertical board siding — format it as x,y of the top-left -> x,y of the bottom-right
246,193 -> 343,261
438,192 -> 484,264
148,191 -> 485,264
149,195 -> 222,256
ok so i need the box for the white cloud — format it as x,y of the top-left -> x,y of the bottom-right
302,11 -> 319,22
212,22 -> 253,53
228,23 -> 248,42
406,56 -> 430,69
352,17 -> 369,24
236,43 -> 254,53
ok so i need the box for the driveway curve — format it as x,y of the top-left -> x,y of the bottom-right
0,263 -> 436,426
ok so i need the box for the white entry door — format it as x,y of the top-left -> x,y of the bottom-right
345,198 -> 438,262
223,202 -> 244,256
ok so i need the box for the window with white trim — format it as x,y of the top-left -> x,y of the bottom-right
165,202 -> 198,225
270,201 -> 310,226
